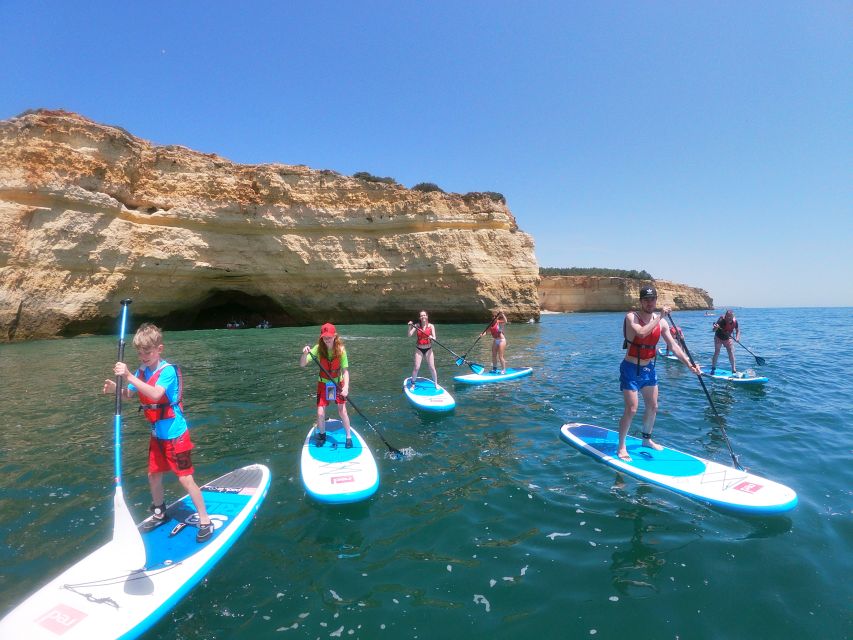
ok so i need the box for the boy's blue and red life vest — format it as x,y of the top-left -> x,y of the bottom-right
136,363 -> 183,425
416,325 -> 433,346
623,313 -> 661,372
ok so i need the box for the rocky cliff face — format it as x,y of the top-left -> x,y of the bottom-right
0,110 -> 540,341
539,276 -> 713,312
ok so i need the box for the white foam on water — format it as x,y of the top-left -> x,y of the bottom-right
473,594 -> 491,612
330,625 -> 344,637
329,589 -> 343,601
520,565 -> 528,576
489,579 -> 497,587
447,564 -> 452,572
546,532 -> 571,540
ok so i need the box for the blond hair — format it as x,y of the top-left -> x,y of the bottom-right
133,323 -> 164,351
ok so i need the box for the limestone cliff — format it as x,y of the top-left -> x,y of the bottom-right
0,110 -> 540,341
539,276 -> 713,312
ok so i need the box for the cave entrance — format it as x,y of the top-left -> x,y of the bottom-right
161,290 -> 295,330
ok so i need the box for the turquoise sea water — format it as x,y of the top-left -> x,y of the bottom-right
1,308 -> 851,639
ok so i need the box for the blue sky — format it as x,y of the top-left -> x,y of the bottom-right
1,2 -> 850,307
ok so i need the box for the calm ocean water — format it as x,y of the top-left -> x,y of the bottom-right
1,308 -> 851,639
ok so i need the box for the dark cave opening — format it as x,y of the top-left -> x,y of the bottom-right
159,290 -> 295,330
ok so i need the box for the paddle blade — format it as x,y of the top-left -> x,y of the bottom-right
455,358 -> 464,366
112,486 -> 146,570
469,362 -> 485,375
756,356 -> 767,366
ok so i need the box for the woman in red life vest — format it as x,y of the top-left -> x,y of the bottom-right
103,323 -> 213,543
618,287 -> 699,461
407,310 -> 439,389
711,309 -> 740,374
481,311 -> 509,374
300,323 -> 353,448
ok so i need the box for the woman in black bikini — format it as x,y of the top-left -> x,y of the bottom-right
407,310 -> 439,389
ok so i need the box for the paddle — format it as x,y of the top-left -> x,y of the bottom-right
306,350 -> 403,457
429,335 -> 485,374
112,298 -> 147,569
666,312 -> 744,471
734,337 -> 766,366
456,313 -> 499,366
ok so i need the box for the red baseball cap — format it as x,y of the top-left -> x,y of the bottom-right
320,322 -> 336,338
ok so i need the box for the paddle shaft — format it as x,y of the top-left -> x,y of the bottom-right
734,337 -> 766,365
428,335 -> 485,374
306,350 -> 402,455
666,313 -> 743,470
114,299 -> 132,484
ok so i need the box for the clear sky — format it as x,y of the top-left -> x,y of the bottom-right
1,2 -> 850,307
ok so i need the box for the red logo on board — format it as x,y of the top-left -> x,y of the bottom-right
331,475 -> 354,484
734,481 -> 763,494
36,603 -> 87,635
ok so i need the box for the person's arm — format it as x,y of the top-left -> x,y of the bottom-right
734,320 -> 740,341
114,362 -> 166,401
430,323 -> 437,341
339,368 -> 350,398
102,374 -> 134,399
300,345 -> 314,367
625,306 -> 669,337
407,321 -> 416,337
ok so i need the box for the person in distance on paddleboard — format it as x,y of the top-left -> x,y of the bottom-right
711,309 -> 739,375
300,322 -> 353,448
407,311 -> 439,389
480,310 -> 509,374
103,323 -> 213,543
664,325 -> 685,356
619,286 -> 700,462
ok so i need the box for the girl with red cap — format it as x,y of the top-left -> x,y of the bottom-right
300,323 -> 353,448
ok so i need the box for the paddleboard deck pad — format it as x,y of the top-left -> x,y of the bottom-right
702,367 -> 768,384
0,464 -> 271,639
301,419 -> 379,504
453,367 -> 533,385
559,423 -> 796,514
403,377 -> 455,412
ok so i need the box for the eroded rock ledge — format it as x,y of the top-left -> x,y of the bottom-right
0,109 -> 540,341
539,276 -> 713,312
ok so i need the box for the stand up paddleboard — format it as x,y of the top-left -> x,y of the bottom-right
301,419 -> 379,504
559,424 -> 796,514
453,367 -> 533,385
403,377 -> 455,412
656,347 -> 680,362
702,367 -> 768,385
0,464 -> 271,639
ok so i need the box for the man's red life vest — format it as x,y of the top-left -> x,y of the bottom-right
416,325 -> 433,346
136,363 -> 183,425
623,314 -> 661,361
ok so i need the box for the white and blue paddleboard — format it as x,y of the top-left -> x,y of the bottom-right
403,377 -> 456,412
453,367 -> 533,385
301,419 -> 379,504
702,367 -> 768,385
0,464 -> 271,639
656,347 -> 680,362
560,423 -> 796,514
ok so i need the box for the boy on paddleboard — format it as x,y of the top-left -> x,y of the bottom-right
300,322 -> 353,448
103,323 -> 213,543
619,286 -> 700,461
